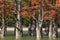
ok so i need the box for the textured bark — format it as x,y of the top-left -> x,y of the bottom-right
15,0 -> 22,39
31,19 -> 36,36
45,21 -> 49,36
49,20 -> 53,38
28,18 -> 36,36
28,23 -> 31,36
36,23 -> 42,38
1,0 -> 7,37
53,20 -> 58,38
36,0 -> 43,38
36,23 -> 40,38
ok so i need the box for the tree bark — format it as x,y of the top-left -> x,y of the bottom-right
45,21 -> 49,36
1,0 -> 7,37
36,0 -> 43,38
49,20 -> 53,38
28,18 -> 36,36
36,23 -> 40,38
15,0 -> 22,39
53,20 -> 58,38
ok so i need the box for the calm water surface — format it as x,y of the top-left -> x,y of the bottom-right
0,31 -> 60,40
0,36 -> 60,40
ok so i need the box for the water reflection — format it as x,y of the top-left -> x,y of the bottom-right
36,38 -> 41,40
53,38 -> 58,40
0,37 -> 4,40
49,38 -> 53,40
49,38 -> 58,40
36,37 -> 58,40
15,37 -> 21,40
0,36 -> 58,40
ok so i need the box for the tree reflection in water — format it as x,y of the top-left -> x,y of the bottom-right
0,37 -> 4,40
15,37 -> 21,40
49,38 -> 58,40
36,38 -> 41,40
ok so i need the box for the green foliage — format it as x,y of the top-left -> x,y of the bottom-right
52,0 -> 56,6
21,17 -> 30,27
21,0 -> 30,7
0,16 -> 2,26
21,0 -> 30,27
7,0 -> 14,2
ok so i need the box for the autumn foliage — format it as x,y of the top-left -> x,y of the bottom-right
56,0 -> 60,7
0,0 -> 60,21
0,0 -> 3,7
44,10 -> 56,20
22,0 -> 60,21
0,0 -> 3,16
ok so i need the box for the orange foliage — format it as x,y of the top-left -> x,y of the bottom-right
5,13 -> 11,16
57,15 -> 60,22
22,5 -> 40,11
21,10 -> 29,17
20,10 -> 35,18
0,10 -> 2,13
22,0 -> 40,11
0,13 -> 2,15
0,0 -> 3,7
44,10 -> 56,20
4,3 -> 15,13
31,0 -> 40,5
0,0 -> 60,21
22,0 -> 60,21
5,4 -> 15,10
56,0 -> 60,7
5,4 -> 10,9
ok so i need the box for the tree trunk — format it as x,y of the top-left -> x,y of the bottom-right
53,20 -> 58,38
28,18 -> 36,36
31,19 -> 36,36
1,0 -> 7,37
36,0 -> 43,38
28,23 -> 31,36
49,20 -> 53,38
36,23 -> 40,38
45,21 -> 49,36
15,0 -> 22,39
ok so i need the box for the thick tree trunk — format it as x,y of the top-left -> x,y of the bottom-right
1,0 -> 7,37
49,20 -> 53,38
45,21 -> 49,36
36,0 -> 43,38
28,23 -> 31,36
45,26 -> 49,36
28,18 -> 32,36
31,19 -> 36,36
28,18 -> 36,36
53,20 -> 58,38
1,12 -> 5,37
15,0 -> 22,39
36,23 -> 40,38
36,22 -> 42,38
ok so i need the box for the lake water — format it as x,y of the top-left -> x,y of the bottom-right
0,36 -> 60,40
0,31 -> 60,40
